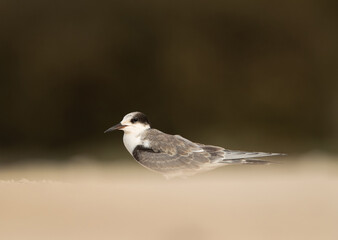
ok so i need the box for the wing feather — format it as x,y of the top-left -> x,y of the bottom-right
133,129 -> 209,174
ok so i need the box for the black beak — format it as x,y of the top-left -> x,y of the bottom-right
104,123 -> 126,133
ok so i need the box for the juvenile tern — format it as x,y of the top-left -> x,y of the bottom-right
105,112 -> 283,179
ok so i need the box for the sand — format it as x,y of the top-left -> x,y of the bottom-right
0,155 -> 337,240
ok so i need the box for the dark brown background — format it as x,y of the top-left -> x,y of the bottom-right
1,0 -> 337,162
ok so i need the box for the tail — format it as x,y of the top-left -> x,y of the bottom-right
220,159 -> 275,165
219,150 -> 285,165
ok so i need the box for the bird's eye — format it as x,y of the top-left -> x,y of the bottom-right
131,118 -> 138,123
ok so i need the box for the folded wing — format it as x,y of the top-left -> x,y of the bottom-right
134,130 -> 210,174
134,129 -> 283,177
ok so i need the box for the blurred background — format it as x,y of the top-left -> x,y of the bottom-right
0,0 -> 337,163
1,2 -> 338,240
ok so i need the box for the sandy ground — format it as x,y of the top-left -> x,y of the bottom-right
0,154 -> 337,240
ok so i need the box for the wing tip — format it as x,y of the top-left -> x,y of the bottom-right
268,152 -> 287,156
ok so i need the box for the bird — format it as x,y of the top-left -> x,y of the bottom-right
104,112 -> 283,179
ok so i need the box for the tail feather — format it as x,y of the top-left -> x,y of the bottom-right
220,159 -> 274,165
222,150 -> 285,160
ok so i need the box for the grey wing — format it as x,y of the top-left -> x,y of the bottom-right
134,130 -> 211,174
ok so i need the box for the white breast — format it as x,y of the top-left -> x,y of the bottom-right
123,132 -> 142,155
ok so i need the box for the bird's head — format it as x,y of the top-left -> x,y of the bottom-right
104,112 -> 151,134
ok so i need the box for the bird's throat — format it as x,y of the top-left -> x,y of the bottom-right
123,132 -> 143,155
